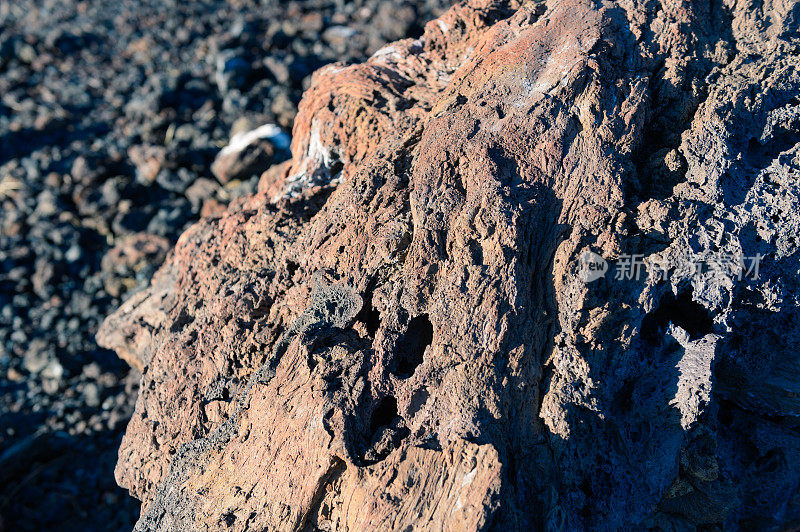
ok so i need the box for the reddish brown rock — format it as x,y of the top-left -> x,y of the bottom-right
99,0 -> 800,529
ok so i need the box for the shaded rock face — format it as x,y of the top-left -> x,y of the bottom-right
98,0 -> 800,529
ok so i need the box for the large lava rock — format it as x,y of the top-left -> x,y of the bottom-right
98,0 -> 800,529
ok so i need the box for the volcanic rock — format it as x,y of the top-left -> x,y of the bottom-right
100,0 -> 800,529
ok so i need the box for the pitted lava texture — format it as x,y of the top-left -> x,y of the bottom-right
99,0 -> 800,529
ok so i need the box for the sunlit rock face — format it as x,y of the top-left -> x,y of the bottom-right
99,0 -> 800,529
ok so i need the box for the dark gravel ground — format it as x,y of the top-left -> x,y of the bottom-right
0,0 -> 450,529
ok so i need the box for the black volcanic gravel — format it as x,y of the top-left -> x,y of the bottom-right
0,0 -> 451,529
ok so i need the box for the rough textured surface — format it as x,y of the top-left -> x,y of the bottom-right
101,0 -> 800,529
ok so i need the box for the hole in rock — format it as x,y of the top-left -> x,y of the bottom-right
393,313 -> 433,378
640,290 -> 713,343
407,388 -> 429,417
370,396 -> 399,433
222,512 -> 236,527
355,289 -> 381,337
169,307 -> 193,332
362,395 -> 409,465
251,299 -> 270,319
285,259 -> 299,278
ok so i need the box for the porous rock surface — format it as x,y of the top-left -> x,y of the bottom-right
99,0 -> 800,529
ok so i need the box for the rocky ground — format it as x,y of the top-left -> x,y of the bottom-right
0,0 -> 451,529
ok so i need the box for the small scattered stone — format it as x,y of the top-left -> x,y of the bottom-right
83,383 -> 101,408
